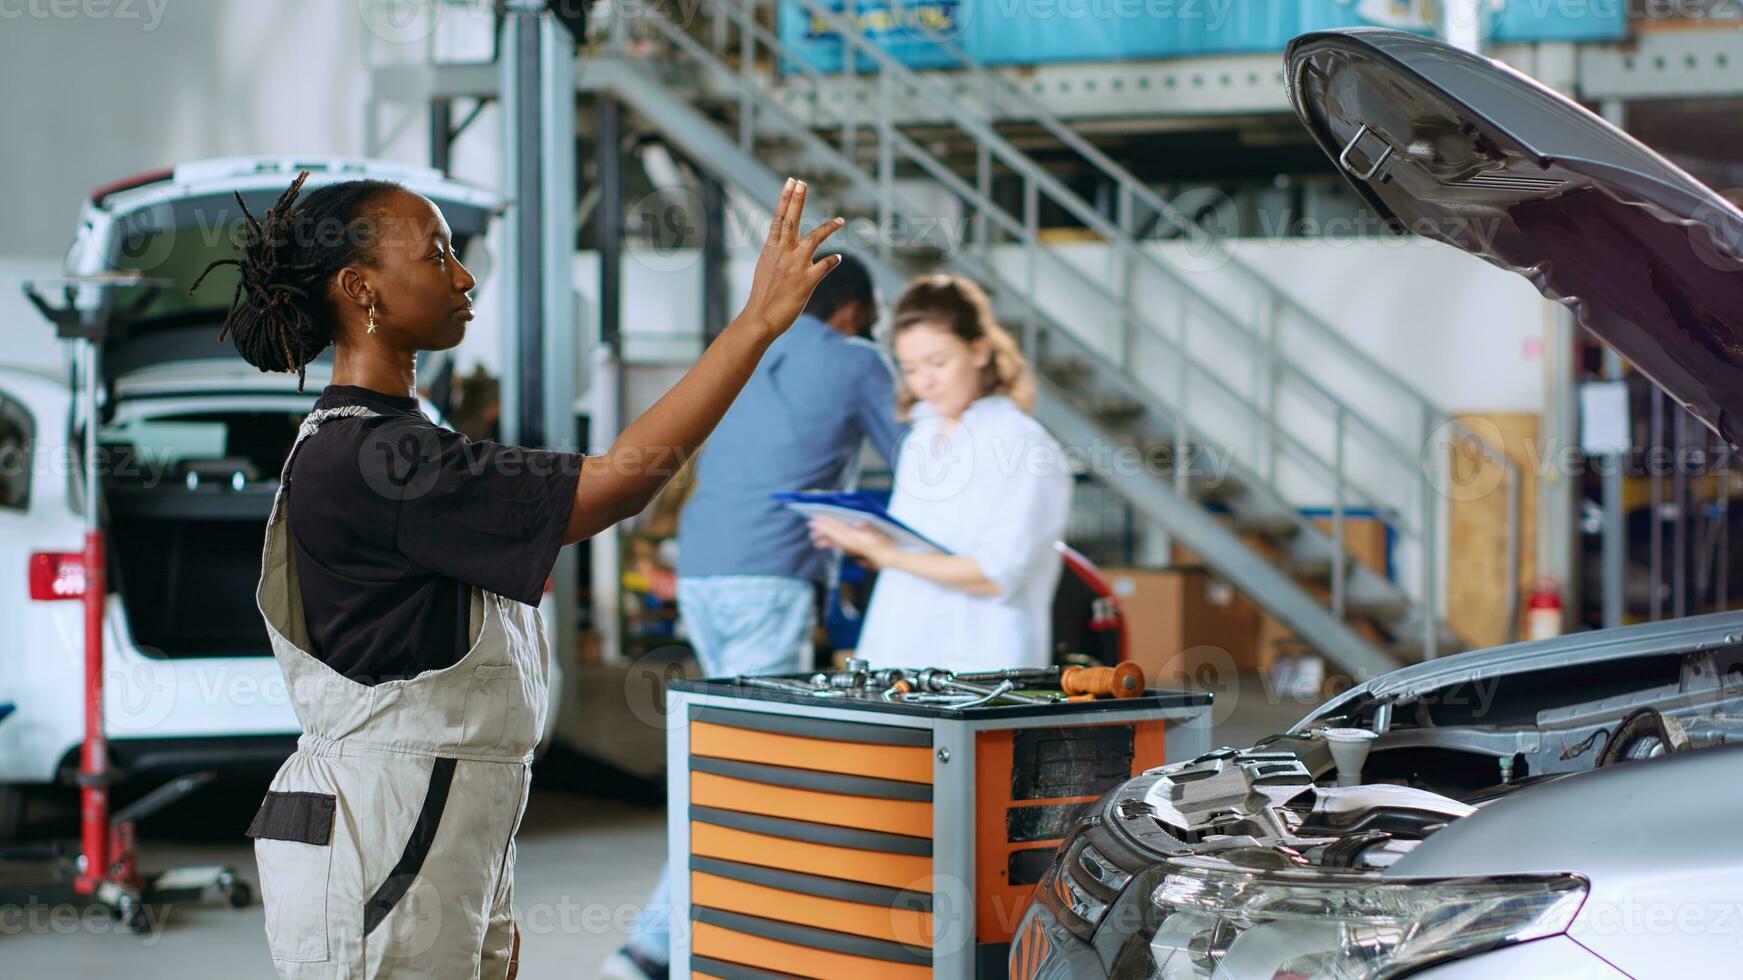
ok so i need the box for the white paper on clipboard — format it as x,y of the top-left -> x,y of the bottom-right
775,492 -> 952,555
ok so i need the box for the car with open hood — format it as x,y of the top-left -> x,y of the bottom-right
1011,27 -> 1743,980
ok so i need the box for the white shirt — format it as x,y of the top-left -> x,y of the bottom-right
855,394 -> 1074,673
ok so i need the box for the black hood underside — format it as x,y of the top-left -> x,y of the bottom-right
1286,28 -> 1743,445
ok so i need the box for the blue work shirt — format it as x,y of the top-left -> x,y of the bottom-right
678,314 -> 907,583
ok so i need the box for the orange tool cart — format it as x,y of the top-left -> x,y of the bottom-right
663,667 -> 1213,979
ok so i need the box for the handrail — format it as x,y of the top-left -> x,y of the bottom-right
716,0 -> 1442,501
769,0 -> 1522,647
897,25 -> 1447,415
645,17 -> 1417,538
599,1 -> 1528,653
785,6 -> 1520,567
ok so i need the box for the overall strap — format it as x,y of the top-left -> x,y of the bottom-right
267,404 -> 382,527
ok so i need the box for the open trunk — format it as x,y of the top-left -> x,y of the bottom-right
101,401 -> 308,658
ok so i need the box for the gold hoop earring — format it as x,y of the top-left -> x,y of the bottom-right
366,301 -> 378,335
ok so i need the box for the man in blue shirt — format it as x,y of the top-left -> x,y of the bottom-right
605,253 -> 905,980
673,252 -> 906,669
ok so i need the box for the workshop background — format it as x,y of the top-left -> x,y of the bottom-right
2,0 -> 1742,977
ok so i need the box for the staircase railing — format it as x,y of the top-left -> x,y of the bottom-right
797,1 -> 1523,648
585,2 -> 1527,658
597,0 -> 1522,657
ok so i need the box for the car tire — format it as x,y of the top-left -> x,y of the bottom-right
0,785 -> 26,841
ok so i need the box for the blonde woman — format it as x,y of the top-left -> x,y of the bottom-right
810,275 -> 1072,672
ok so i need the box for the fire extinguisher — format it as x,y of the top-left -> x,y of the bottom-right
1527,576 -> 1563,641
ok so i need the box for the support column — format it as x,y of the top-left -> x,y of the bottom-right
701,170 -> 729,344
591,94 -> 626,664
429,98 -> 453,175
500,1 -> 581,668
1598,99 -> 1627,628
598,97 -> 623,357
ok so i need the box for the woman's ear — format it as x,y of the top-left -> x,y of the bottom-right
333,266 -> 372,314
971,337 -> 993,371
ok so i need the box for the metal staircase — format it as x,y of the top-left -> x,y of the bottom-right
367,0 -> 1523,679
582,0 -> 1531,679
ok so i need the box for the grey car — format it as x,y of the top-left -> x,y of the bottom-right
1012,27 -> 1743,980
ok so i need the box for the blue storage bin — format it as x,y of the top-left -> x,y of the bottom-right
778,0 -> 1630,75
1492,0 -> 1626,41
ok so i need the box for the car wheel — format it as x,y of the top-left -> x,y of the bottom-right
0,785 -> 26,841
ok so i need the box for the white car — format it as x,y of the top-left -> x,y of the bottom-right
0,156 -> 560,839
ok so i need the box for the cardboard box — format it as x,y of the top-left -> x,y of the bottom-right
1255,612 -> 1374,702
1105,567 -> 1260,688
1255,612 -> 1305,672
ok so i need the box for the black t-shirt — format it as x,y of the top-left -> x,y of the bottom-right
286,384 -> 582,684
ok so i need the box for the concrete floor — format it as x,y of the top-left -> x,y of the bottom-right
0,672 -> 1312,976
1,787 -> 668,977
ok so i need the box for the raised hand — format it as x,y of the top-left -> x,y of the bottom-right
564,181 -> 849,545
738,178 -> 846,338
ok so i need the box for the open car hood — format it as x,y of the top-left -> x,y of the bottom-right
1296,608 -> 1743,730
1286,28 -> 1743,444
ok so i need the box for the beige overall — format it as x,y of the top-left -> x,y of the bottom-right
247,404 -> 549,979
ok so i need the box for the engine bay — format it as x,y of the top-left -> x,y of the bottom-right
1101,647 -> 1743,876
1114,749 -> 1471,873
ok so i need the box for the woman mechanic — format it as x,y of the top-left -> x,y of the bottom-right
193,172 -> 842,979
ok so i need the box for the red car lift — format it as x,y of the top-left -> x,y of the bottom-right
4,277 -> 251,933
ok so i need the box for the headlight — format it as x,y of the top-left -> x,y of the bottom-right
1141,858 -> 1587,980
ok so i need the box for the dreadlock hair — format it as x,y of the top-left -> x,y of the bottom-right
188,171 -> 404,392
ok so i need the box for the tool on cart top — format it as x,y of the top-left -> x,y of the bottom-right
732,660 -> 1145,709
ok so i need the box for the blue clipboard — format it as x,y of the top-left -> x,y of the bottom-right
774,491 -> 953,555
